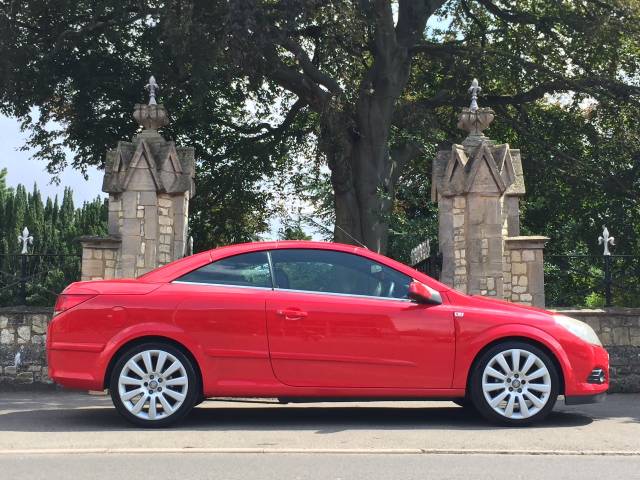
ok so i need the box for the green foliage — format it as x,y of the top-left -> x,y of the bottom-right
386,148 -> 440,264
2,1 -> 640,304
278,216 -> 312,241
585,292 -> 606,309
0,172 -> 107,306
0,0 -> 294,248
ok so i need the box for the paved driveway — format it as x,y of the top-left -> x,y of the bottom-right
0,391 -> 638,454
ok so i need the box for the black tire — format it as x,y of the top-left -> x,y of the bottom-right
452,398 -> 476,411
110,342 -> 199,428
469,341 -> 560,426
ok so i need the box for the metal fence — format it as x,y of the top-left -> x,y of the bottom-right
412,252 -> 443,280
544,254 -> 640,308
0,253 -> 81,307
410,226 -> 638,308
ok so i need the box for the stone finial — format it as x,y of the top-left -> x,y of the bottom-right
145,76 -> 159,105
457,79 -> 494,146
468,78 -> 481,112
134,76 -> 169,131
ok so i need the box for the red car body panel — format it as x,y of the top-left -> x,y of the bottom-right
265,289 -> 455,389
47,241 -> 609,401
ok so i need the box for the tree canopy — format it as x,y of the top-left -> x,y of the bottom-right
1,0 -> 640,266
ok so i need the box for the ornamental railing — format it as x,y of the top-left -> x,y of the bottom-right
412,252 -> 443,280
0,253 -> 81,307
544,254 -> 640,308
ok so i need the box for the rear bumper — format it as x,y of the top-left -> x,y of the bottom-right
47,347 -> 105,391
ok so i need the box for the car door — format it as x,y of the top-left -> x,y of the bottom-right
169,251 -> 274,386
266,248 -> 455,389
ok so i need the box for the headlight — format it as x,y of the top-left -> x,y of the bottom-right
554,315 -> 602,346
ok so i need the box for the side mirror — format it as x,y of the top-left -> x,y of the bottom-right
408,281 -> 442,305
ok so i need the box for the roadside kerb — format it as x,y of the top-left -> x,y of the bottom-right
1,448 -> 639,456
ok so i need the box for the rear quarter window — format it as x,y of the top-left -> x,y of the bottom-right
175,251 -> 272,288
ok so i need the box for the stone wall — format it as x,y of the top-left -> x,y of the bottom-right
2,307 -> 638,392
0,307 -> 53,387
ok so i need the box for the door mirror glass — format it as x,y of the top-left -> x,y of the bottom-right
408,281 -> 442,305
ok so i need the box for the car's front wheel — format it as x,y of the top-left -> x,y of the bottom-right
110,342 -> 198,427
469,341 -> 559,425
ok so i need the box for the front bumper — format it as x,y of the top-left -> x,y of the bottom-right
564,343 -> 609,397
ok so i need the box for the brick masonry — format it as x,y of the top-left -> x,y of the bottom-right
1,306 -> 638,393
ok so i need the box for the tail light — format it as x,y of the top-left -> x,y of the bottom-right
53,291 -> 97,316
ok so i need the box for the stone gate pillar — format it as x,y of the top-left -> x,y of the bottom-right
431,80 -> 548,306
80,77 -> 195,280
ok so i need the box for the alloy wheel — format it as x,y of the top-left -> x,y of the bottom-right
481,348 -> 552,420
117,349 -> 189,421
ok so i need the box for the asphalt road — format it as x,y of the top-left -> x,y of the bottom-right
1,391 -> 639,453
0,391 -> 638,478
2,453 -> 640,480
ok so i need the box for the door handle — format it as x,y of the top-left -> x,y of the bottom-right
276,309 -> 308,320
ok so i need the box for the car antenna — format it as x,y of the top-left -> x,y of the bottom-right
306,216 -> 369,250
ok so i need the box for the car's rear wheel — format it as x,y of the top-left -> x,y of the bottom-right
110,342 -> 198,427
469,341 -> 559,426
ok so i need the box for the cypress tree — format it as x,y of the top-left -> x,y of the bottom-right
0,171 -> 106,305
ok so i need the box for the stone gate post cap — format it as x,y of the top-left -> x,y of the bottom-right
77,235 -> 122,248
505,236 -> 550,249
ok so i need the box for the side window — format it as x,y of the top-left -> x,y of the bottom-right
176,251 -> 272,288
270,249 -> 411,299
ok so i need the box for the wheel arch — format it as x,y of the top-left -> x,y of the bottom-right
465,336 -> 566,395
103,335 -> 204,396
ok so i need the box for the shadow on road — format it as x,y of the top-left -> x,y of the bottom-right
0,401 -> 595,433
190,404 -> 594,434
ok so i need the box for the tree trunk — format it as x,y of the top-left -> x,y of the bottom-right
314,1 -> 442,253
320,55 -> 414,254
320,101 -> 405,254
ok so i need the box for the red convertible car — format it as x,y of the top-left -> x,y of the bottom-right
47,241 -> 608,427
